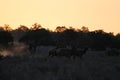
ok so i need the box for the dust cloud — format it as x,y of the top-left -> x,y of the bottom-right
0,42 -> 29,57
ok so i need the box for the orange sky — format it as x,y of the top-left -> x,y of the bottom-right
0,0 -> 120,34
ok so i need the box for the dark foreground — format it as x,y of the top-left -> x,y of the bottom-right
0,50 -> 120,80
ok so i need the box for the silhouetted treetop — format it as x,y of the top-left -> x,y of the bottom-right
55,26 -> 67,32
0,31 -> 13,45
56,28 -> 79,48
19,28 -> 53,46
30,23 -> 42,30
3,24 -> 13,31
0,23 -> 120,49
17,25 -> 29,32
81,26 -> 89,32
0,26 -> 4,31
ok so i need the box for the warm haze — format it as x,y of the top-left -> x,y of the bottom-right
0,0 -> 120,34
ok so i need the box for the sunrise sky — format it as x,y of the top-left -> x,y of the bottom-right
0,0 -> 120,34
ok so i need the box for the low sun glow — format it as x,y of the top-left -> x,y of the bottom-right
0,0 -> 120,34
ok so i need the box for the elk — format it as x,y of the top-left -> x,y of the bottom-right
72,47 -> 88,59
48,47 -> 88,59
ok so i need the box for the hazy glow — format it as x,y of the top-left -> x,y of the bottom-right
0,0 -> 120,33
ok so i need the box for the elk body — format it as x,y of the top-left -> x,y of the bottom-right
48,47 -> 88,59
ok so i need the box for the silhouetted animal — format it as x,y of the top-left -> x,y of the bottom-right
71,47 -> 88,59
48,48 -> 57,57
48,48 -> 71,58
48,47 -> 88,59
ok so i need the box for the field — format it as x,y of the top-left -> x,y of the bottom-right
0,46 -> 120,80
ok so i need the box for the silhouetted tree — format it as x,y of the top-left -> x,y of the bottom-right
88,30 -> 114,50
30,23 -> 42,30
77,31 -> 90,48
3,24 -> 12,31
81,26 -> 89,32
19,28 -> 53,46
0,26 -> 4,31
55,26 -> 67,32
114,33 -> 120,49
17,25 -> 29,32
0,31 -> 13,49
58,28 -> 79,49
19,28 -> 54,53
9,24 -> 119,51
11,25 -> 29,42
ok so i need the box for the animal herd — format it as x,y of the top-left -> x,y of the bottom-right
48,47 -> 88,59
26,43 -> 89,59
0,43 -> 120,60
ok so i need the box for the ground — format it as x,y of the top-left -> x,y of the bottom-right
0,46 -> 120,80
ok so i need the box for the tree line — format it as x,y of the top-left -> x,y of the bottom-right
0,23 -> 120,50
